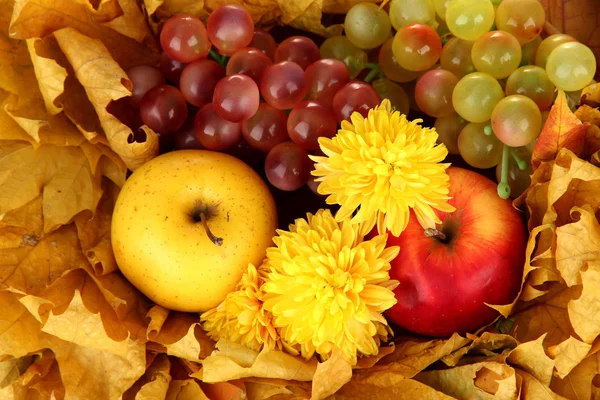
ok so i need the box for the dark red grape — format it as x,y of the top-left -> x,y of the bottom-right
332,81 -> 380,122
174,112 -> 203,150
305,59 -> 350,107
179,59 -> 225,108
126,65 -> 165,108
156,131 -> 175,154
260,61 -> 307,110
207,5 -> 254,56
241,102 -> 288,152
160,52 -> 186,85
274,36 -> 320,70
265,141 -> 312,191
250,29 -> 277,59
287,100 -> 337,150
160,14 -> 211,63
213,74 -> 260,122
226,48 -> 272,85
140,85 -> 188,134
195,103 -> 242,150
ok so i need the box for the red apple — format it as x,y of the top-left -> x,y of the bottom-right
384,166 -> 526,337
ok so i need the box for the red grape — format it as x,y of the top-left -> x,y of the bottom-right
287,100 -> 337,150
160,14 -> 211,63
194,103 -> 242,150
241,103 -> 288,152
160,52 -> 186,85
307,174 -> 321,195
305,59 -> 350,107
265,142 -> 312,191
226,48 -> 272,85
332,81 -> 380,122
140,85 -> 188,134
207,5 -> 254,56
260,61 -> 308,110
213,74 -> 260,122
274,36 -> 320,70
179,59 -> 225,108
250,29 -> 277,59
126,65 -> 165,108
414,69 -> 459,117
174,113 -> 203,150
156,131 -> 175,154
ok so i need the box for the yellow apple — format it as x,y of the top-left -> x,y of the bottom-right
111,150 -> 277,312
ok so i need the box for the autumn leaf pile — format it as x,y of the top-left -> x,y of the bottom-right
1,0 -> 600,399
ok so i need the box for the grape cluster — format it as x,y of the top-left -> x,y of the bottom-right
127,0 -> 597,200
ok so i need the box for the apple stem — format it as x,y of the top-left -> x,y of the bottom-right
200,212 -> 224,246
497,145 -> 511,199
424,228 -> 447,242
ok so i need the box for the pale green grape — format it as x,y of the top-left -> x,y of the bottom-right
344,3 -> 392,50
320,36 -> 368,79
495,0 -> 545,45
535,34 -> 576,69
471,30 -> 522,79
506,66 -> 555,111
372,78 -> 411,115
446,0 -> 495,41
440,37 -> 475,78
392,24 -> 442,71
546,42 -> 597,92
520,35 -> 542,66
379,38 -> 423,83
458,122 -> 504,169
389,0 -> 437,30
491,95 -> 542,147
433,0 -> 450,20
452,72 -> 504,123
434,112 -> 468,154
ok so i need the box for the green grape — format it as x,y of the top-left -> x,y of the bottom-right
440,37 -> 475,78
433,0 -> 450,20
319,36 -> 368,79
344,3 -> 392,50
452,72 -> 504,123
520,35 -> 542,66
505,66 -> 555,111
458,122 -> 504,169
372,78 -> 411,115
446,0 -> 495,41
534,34 -> 577,69
495,148 -> 532,198
434,112 -> 468,154
471,30 -> 522,79
546,42 -> 597,92
378,38 -> 423,82
389,0 -> 437,30
495,0 -> 545,45
415,69 -> 459,117
491,95 -> 542,147
392,24 -> 442,71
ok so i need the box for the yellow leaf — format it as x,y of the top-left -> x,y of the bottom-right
568,261 -> 600,344
0,356 -> 33,388
442,333 -> 517,367
123,353 -> 172,400
146,305 -> 171,341
507,334 -> 555,386
150,311 -> 214,362
415,362 -> 518,400
198,339 -> 318,383
53,27 -> 159,170
515,370 -> 567,400
26,36 -> 67,116
547,336 -> 592,379
102,0 -> 156,46
310,347 -> 352,400
550,351 -> 600,400
166,380 -> 210,400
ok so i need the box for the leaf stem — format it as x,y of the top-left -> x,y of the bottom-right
364,63 -> 381,83
497,144 -> 511,199
509,148 -> 528,171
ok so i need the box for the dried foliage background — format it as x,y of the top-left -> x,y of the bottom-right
0,0 -> 600,399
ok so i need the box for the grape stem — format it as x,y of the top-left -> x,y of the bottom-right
199,212 -> 224,246
509,148 -> 528,170
364,62 -> 382,83
497,144 -> 511,199
209,49 -> 227,68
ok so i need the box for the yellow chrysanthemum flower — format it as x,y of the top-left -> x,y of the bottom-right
200,263 -> 280,352
310,99 -> 456,237
261,208 -> 400,366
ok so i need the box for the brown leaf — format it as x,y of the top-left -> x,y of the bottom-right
310,347 -> 352,400
166,380 -> 210,400
53,27 -> 159,170
442,333 -> 518,367
415,362 -> 518,400
575,105 -> 600,158
581,83 -> 600,106
515,369 -> 567,400
507,334 -> 555,386
550,351 -> 600,400
149,311 -> 214,362
246,382 -> 295,400
531,91 -> 588,170
124,353 -> 172,400
197,339 -> 318,383
102,0 -> 156,46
